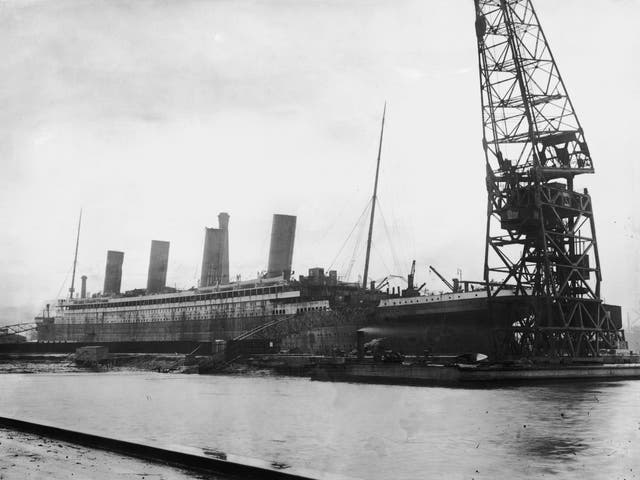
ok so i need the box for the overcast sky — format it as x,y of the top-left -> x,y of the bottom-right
0,0 -> 639,324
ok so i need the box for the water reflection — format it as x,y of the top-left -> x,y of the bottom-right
496,381 -> 640,476
0,374 -> 638,480
519,434 -> 588,458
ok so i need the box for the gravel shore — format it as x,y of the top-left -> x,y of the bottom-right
0,428 -> 223,479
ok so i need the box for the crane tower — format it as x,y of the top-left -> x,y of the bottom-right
473,0 -> 625,358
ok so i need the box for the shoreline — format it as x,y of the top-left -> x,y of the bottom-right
0,352 -> 276,376
3,352 -> 640,388
0,417 -> 337,480
0,427 -> 212,480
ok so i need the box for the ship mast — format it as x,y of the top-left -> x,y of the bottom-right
362,103 -> 386,290
69,209 -> 82,299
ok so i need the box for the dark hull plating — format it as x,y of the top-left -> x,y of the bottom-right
368,296 -> 507,355
36,308 -> 372,355
38,316 -> 272,343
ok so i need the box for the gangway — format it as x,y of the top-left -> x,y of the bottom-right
0,323 -> 37,338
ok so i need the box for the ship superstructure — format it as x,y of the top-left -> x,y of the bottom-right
38,277 -> 329,343
35,213 -> 385,353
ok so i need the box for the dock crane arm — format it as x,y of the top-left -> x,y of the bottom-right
375,276 -> 389,291
407,260 -> 416,290
409,263 -> 426,291
428,265 -> 455,292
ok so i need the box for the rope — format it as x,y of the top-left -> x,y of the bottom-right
328,201 -> 371,271
344,209 -> 369,282
194,227 -> 205,287
371,242 -> 392,275
312,193 -> 355,246
56,263 -> 74,299
376,198 -> 403,274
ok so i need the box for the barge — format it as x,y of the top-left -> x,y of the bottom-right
311,358 -> 640,386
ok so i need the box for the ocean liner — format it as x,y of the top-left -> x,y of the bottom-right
31,72 -> 626,361
32,211 -> 547,358
35,212 -> 385,354
31,206 -> 623,359
32,106 -> 525,358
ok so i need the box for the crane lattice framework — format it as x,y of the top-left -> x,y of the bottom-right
473,0 -> 626,358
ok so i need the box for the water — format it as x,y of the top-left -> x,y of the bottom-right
1,372 -> 639,479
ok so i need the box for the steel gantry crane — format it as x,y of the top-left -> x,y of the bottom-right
473,0 -> 626,358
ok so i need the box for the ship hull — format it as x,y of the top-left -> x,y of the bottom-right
38,315 -> 273,343
35,289 -> 623,358
368,295 -> 507,355
369,293 -> 623,357
36,308 -> 372,355
0,340 -> 213,355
